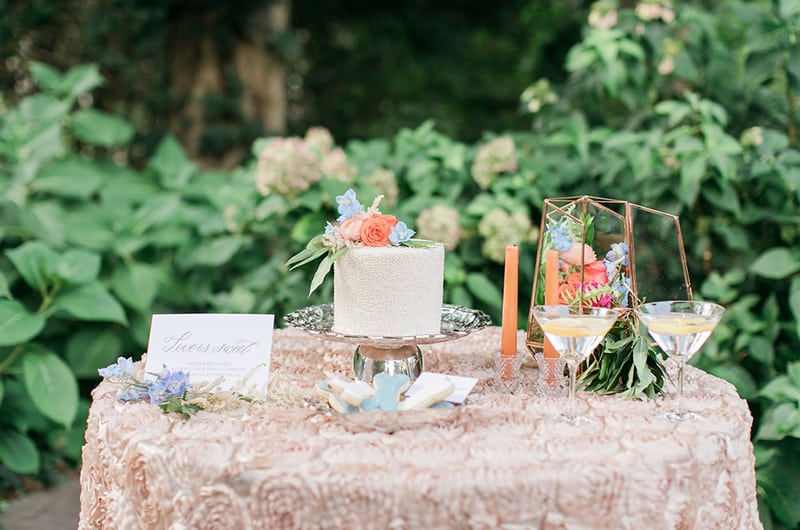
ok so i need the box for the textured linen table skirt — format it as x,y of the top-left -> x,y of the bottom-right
79,327 -> 762,529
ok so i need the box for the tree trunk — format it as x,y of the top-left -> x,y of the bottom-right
167,1 -> 289,169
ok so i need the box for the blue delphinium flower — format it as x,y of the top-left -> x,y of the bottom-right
604,242 -> 629,281
160,369 -> 191,397
147,380 -> 170,404
611,276 -> 631,307
546,222 -> 573,252
389,221 -> 415,245
98,356 -> 135,379
336,188 -> 363,221
117,388 -> 148,402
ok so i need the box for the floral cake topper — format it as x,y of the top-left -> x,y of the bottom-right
288,188 -> 435,295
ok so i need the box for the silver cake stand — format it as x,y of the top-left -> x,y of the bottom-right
284,304 -> 491,383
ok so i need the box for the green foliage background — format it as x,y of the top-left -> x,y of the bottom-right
1,1 -> 800,528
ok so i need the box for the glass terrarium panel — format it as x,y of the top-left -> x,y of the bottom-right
628,204 -> 691,304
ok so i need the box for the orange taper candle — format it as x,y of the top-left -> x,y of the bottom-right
543,249 -> 560,359
500,244 -> 519,357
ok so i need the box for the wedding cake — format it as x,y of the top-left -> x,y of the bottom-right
287,188 -> 445,337
333,244 -> 444,336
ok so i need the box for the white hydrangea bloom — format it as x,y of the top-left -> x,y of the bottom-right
477,208 -> 538,263
256,137 -> 321,196
320,147 -> 356,184
471,137 -> 518,189
416,205 -> 462,249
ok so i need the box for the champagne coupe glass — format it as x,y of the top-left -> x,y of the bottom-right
636,300 -> 725,421
532,305 -> 624,424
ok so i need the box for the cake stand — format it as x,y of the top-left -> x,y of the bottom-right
284,304 -> 491,383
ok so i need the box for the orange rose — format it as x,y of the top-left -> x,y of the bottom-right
360,217 -> 392,246
565,272 -> 582,286
373,214 -> 399,228
583,260 -> 608,285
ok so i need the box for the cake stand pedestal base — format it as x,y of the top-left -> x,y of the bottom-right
353,344 -> 423,383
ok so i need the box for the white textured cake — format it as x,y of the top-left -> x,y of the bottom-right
333,244 -> 444,336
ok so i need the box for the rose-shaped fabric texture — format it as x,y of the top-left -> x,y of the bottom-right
174,485 -> 252,529
583,260 -> 608,285
560,243 -> 597,266
360,217 -> 393,246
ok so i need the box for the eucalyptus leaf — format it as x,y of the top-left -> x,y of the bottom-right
22,351 -> 79,427
0,429 -> 40,475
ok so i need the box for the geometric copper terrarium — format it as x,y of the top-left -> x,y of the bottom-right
526,195 -> 692,356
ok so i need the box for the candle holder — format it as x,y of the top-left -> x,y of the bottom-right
526,196 -> 691,397
533,352 -> 567,398
492,351 -> 524,392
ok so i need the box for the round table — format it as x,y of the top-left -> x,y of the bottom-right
79,327 -> 762,529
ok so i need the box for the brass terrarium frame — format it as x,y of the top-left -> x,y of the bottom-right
526,195 -> 692,354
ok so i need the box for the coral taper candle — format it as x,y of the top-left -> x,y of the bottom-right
500,244 -> 519,357
544,249 -> 560,359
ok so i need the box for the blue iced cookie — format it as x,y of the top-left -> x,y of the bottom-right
360,373 -> 410,412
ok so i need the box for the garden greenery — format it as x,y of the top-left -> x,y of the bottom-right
0,1 -> 799,527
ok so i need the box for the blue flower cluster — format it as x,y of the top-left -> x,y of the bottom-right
98,357 -> 193,405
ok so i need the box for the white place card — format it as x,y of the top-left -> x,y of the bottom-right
405,372 -> 479,404
143,313 -> 274,399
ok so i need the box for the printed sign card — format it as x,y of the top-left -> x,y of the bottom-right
143,313 -> 274,399
404,372 -> 479,404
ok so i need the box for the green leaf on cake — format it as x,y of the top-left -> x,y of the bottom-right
308,247 -> 348,296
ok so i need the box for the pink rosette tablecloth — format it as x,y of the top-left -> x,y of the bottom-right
79,327 -> 762,529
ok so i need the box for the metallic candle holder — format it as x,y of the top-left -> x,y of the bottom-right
526,196 -> 692,356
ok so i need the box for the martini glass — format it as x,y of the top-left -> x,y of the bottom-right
636,300 -> 725,421
531,305 -> 624,424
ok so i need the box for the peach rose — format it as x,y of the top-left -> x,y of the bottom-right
584,260 -> 608,285
360,216 -> 392,246
560,243 -> 597,266
339,214 -> 365,241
